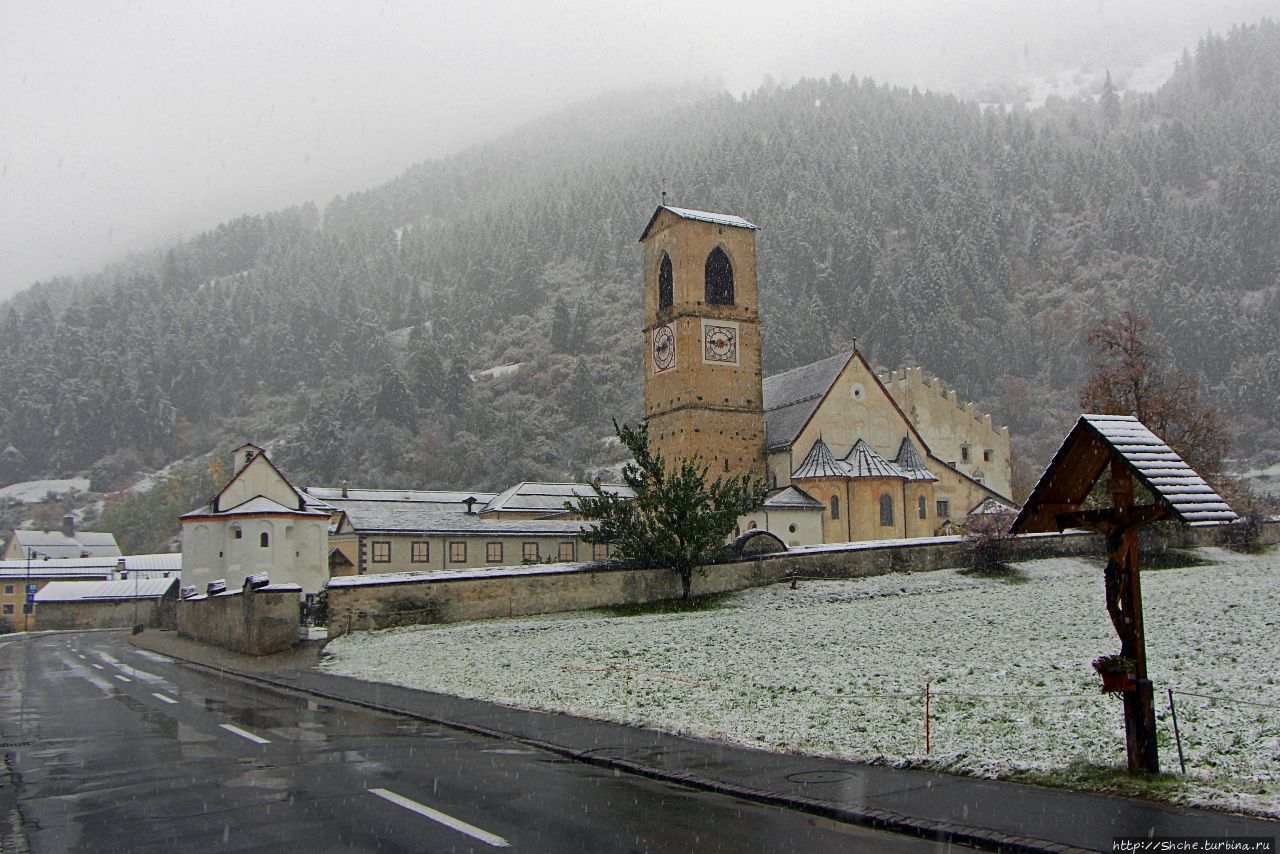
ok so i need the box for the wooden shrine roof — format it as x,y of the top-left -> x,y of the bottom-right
1011,414 -> 1237,534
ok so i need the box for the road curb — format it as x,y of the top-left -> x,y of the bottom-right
130,635 -> 1089,854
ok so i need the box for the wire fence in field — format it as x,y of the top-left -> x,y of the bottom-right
566,663 -> 1280,775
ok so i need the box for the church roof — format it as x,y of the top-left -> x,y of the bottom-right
844,439 -> 909,479
791,438 -> 853,480
638,205 -> 757,241
762,485 -> 825,510
894,437 -> 939,482
762,351 -> 856,452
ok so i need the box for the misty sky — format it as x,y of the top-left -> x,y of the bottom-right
3,0 -> 1277,301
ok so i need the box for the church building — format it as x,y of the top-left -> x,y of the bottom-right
639,205 -> 1013,547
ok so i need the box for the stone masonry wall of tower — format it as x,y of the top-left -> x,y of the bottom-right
640,209 -> 766,479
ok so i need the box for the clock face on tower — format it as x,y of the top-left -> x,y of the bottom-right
652,323 -> 676,373
702,320 -> 739,365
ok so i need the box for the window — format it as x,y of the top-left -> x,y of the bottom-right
232,527 -> 243,539
983,449 -> 994,462
259,532 -> 270,548
658,253 -> 673,309
411,541 -> 429,563
960,445 -> 971,462
449,541 -> 467,563
522,542 -> 539,562
3,585 -> 11,595
371,541 -> 391,563
936,500 -> 951,518
592,543 -> 610,561
788,523 -> 797,534
558,541 -> 575,562
704,246 -> 734,304
831,495 -> 840,519
918,495 -> 927,520
2,605 -> 11,615
879,494 -> 894,527
486,542 -> 503,563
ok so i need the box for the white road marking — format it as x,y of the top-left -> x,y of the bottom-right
220,723 -> 271,745
113,674 -> 131,683
152,692 -> 177,704
368,788 -> 510,848
90,663 -> 104,670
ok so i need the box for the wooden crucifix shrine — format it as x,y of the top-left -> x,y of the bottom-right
1010,415 -> 1236,774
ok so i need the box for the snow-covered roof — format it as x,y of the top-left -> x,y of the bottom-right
763,485 -> 825,510
791,438 -> 853,480
335,502 -> 593,536
0,553 -> 177,576
7,529 -> 121,559
969,497 -> 1017,516
181,494 -> 331,519
480,482 -> 634,515
639,205 -> 757,241
305,487 -> 497,509
844,439 -> 908,479
1013,414 -> 1237,533
34,577 -> 177,602
895,438 -> 939,482
470,362 -> 523,381
762,352 -> 855,452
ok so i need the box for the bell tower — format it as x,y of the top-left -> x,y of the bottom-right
638,205 -> 765,478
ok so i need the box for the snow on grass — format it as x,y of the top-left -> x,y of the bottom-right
0,477 -> 90,503
321,547 -> 1280,816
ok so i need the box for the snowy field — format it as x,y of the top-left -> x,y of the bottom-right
321,547 -> 1280,816
0,477 -> 89,503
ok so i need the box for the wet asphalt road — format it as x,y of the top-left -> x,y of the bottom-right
0,633 -> 963,853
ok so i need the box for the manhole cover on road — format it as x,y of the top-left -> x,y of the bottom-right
785,770 -> 856,784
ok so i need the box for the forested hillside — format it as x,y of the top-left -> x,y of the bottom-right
2,22 -> 1277,507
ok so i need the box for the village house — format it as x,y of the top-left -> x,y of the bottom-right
3,517 -> 121,561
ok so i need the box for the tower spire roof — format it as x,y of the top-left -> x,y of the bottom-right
791,437 -> 853,479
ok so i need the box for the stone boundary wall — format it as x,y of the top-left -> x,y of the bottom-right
326,520 -> 1279,637
36,596 -> 176,632
177,583 -> 302,655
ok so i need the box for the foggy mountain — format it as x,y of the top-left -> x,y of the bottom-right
2,21 -> 1278,550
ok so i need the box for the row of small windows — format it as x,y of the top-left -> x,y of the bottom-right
827,495 -> 945,525
656,247 -> 735,309
366,540 -> 586,565
959,446 -> 996,463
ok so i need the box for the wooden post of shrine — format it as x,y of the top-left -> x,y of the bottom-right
1106,461 -> 1160,773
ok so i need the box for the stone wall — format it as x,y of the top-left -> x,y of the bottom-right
35,596 -> 176,632
177,582 -> 302,655
325,527 -> 1118,637
326,521 -> 1278,638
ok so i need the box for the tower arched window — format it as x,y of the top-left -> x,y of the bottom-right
705,247 -> 734,305
831,495 -> 840,519
918,495 -> 927,519
879,494 -> 894,527
658,253 -> 673,310
260,532 -> 270,548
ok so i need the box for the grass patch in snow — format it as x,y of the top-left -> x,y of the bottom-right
1012,760 -> 1191,802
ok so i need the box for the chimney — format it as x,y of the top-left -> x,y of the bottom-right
341,482 -> 348,499
62,514 -> 75,537
463,496 -> 477,514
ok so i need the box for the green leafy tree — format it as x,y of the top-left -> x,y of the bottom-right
571,420 -> 769,601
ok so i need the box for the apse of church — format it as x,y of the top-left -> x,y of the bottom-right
639,206 -> 767,479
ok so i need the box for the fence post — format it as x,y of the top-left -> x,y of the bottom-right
1168,688 -> 1186,774
925,682 -> 931,755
